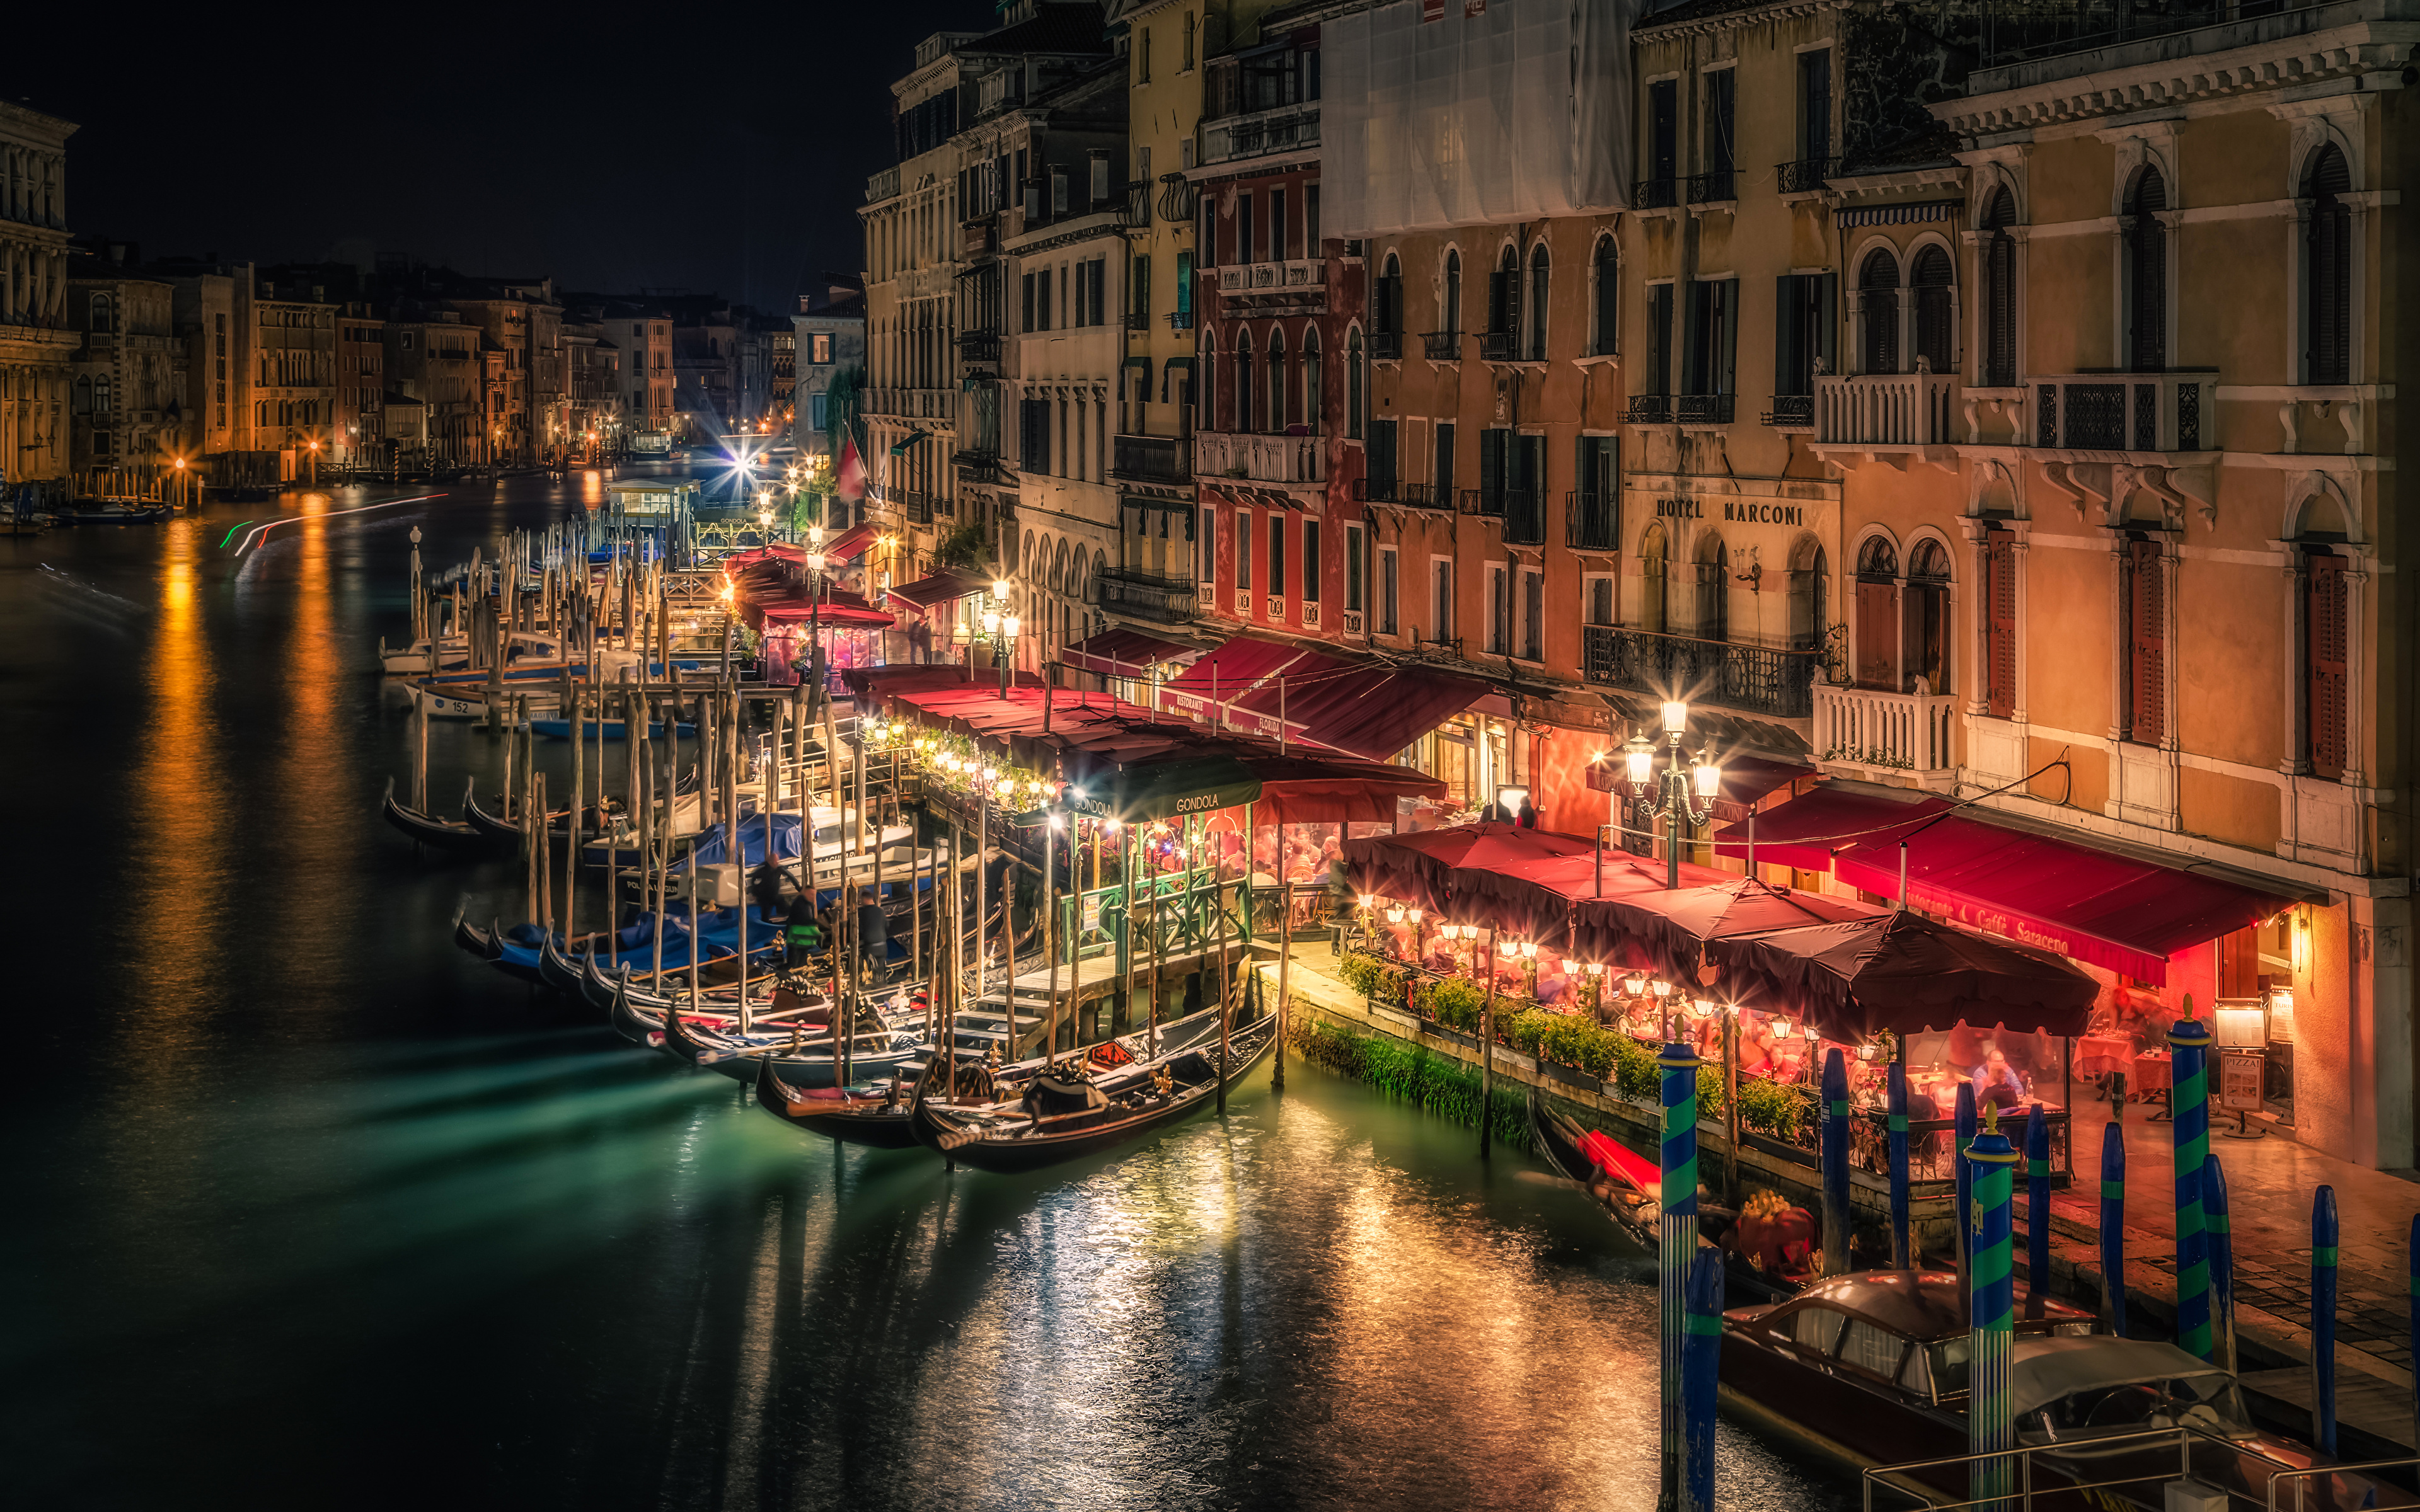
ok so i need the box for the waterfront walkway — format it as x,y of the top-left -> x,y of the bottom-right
1254,936 -> 2419,1455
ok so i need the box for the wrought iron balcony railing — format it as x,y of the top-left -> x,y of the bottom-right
1687,168 -> 1737,203
1634,176 -> 1678,209
1626,394 -> 1674,424
1369,330 -> 1403,360
1421,331 -> 1461,362
1676,393 -> 1736,425
1777,156 -> 1835,194
1581,626 -> 1819,721
1112,433 -> 1191,484
1097,570 -> 1197,625
1565,490 -> 1618,551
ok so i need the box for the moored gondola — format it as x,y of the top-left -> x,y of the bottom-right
1527,1094 -> 1800,1304
753,1056 -> 927,1149
382,777 -> 510,857
908,1002 -> 1277,1175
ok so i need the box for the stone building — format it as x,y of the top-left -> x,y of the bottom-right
0,103 -> 76,502
790,282 -> 867,462
335,309 -> 384,471
65,262 -> 185,497
382,311 -> 483,469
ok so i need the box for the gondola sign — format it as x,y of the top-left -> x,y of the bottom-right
1066,755 -> 1264,823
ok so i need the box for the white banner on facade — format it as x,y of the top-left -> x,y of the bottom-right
1325,0 -> 1642,238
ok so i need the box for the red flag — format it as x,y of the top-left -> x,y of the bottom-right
836,435 -> 867,501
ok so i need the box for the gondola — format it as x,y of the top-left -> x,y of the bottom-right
614,976 -> 919,1084
754,1057 -> 929,1148
381,777 -> 512,857
1527,1094 -> 1799,1305
451,910 -> 504,961
908,1003 -> 1278,1174
462,787 -> 567,845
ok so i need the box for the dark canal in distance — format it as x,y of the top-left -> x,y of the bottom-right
2,475 -> 1856,1510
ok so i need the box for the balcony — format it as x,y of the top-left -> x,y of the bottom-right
1166,309 -> 1196,331
1421,331 -> 1462,362
1813,680 -> 1957,786
866,165 -> 901,203
1763,394 -> 1814,431
1814,370 -> 1958,447
1501,493 -> 1547,546
1777,157 -> 1835,195
1634,177 -> 1678,210
1686,168 -> 1737,205
1457,488 -> 1509,519
1201,103 -> 1321,167
865,387 -> 957,421
952,447 -> 1004,481
1626,394 -> 1673,425
1196,431 -> 1323,486
1098,569 -> 1197,625
1369,330 -> 1403,361
1354,478 -> 1451,511
1581,626 -> 1819,722
1565,491 -> 1619,551
1676,393 -> 1735,425
2031,372 -> 2216,454
1214,259 -> 1327,303
963,217 -> 998,259
1113,433 -> 1191,485
957,329 -> 1002,364
1480,332 -> 1519,363
1124,311 -> 1150,332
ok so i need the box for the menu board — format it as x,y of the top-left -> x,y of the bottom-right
2218,1049 -> 2265,1114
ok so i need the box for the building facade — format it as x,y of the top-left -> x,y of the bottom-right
790,285 -> 867,462
0,103 -> 77,500
65,266 -> 185,496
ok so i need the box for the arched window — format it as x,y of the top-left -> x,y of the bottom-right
1858,249 -> 1900,374
2303,144 -> 2353,386
1527,243 -> 1550,360
1912,246 -> 1954,373
1375,253 -> 1403,345
2127,166 -> 2168,372
1788,540 -> 1829,654
1638,522 -> 1668,634
1302,326 -> 1323,430
1267,327 -> 1288,430
1346,328 -> 1363,440
1234,328 -> 1253,434
1443,249 -> 1463,339
89,292 -> 113,333
1853,536 -> 1900,689
1199,335 -> 1217,433
1489,244 -> 1520,356
1695,534 -> 1729,643
1904,539 -> 1951,695
1591,236 -> 1618,356
1980,188 -> 2018,387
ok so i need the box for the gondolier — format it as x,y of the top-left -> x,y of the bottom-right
855,886 -> 888,984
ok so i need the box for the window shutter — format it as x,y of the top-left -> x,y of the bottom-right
1368,418 -> 1397,487
2129,171 -> 2167,371
2308,553 -> 2349,779
1986,530 -> 2018,719
2126,539 -> 2165,743
1479,428 -> 1504,508
1986,232 -> 2016,387
1855,581 -> 1899,689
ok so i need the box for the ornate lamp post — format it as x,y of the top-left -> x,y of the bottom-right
980,579 -> 1020,700
1623,699 -> 1724,890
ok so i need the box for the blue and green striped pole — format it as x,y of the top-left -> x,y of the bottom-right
1887,1061 -> 1911,1269
1822,1047 -> 1850,1275
2204,1154 -> 2235,1372
1683,1248 -> 1724,1512
2099,1122 -> 2128,1337
2313,1184 -> 2340,1457
2169,1017 -> 2214,1361
2024,1104 -> 2051,1318
1955,1083 -> 1978,1317
1658,1041 -> 1703,1512
1967,1114 -> 2020,1512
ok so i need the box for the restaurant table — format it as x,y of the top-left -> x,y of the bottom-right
2076,1034 -> 2135,1078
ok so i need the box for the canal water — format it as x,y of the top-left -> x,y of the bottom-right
1,478 -> 1856,1511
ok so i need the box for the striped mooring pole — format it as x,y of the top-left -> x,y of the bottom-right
2314,1184 -> 2340,1457
2025,1104 -> 2051,1319
1821,1047 -> 1851,1275
1657,1040 -> 1703,1512
2204,1154 -> 2235,1372
2168,1016 -> 2215,1360
1955,1082 -> 1978,1318
1682,1248 -> 1725,1512
1887,1061 -> 1911,1269
2099,1123 -> 2128,1337
1967,1114 -> 2020,1512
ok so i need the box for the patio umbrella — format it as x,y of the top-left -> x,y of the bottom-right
1573,876 -> 1881,983
1706,909 -> 2097,1042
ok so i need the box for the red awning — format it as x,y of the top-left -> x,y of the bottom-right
759,600 -> 895,628
1709,786 -> 1953,872
1064,627 -> 1202,679
1825,813 -> 2303,984
1294,666 -> 1492,761
1166,636 -> 1308,697
886,568 -> 991,612
824,524 -> 877,561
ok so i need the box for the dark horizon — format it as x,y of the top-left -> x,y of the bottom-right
9,1 -> 999,307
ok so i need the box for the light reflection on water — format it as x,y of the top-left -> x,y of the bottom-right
0,480 -> 1855,1512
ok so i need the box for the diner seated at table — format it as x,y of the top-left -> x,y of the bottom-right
1971,1049 -> 2028,1111
1736,1018 -> 1778,1076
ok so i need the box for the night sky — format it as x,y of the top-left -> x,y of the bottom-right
11,1 -> 1000,307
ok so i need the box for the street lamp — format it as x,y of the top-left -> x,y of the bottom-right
1623,699 -> 1722,890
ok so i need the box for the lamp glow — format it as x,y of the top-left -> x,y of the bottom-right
1661,700 -> 1688,734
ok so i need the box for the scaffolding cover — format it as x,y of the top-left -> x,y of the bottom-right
1325,0 -> 1642,238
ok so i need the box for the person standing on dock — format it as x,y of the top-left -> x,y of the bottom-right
856,886 -> 888,986
785,891 -> 824,970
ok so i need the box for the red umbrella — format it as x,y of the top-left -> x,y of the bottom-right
1707,909 -> 2097,1041
1573,876 -> 1881,982
1339,824 -> 1598,917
